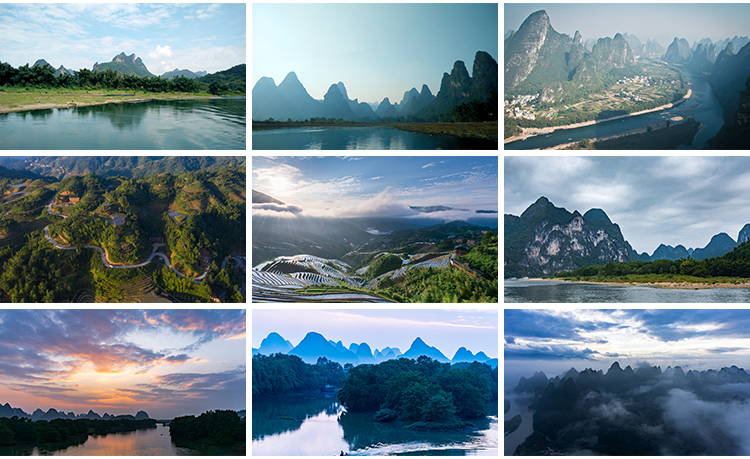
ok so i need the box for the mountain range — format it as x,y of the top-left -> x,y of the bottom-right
252,331 -> 497,367
0,403 -> 150,422
252,50 -> 496,122
505,197 -> 750,277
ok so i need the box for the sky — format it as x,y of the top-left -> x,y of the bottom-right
504,308 -> 750,389
253,309 -> 498,361
504,156 -> 750,255
504,3 -> 750,48
0,309 -> 246,419
0,3 -> 246,75
253,156 -> 498,222
253,3 -> 498,104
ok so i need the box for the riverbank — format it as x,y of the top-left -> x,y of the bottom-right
0,90 -> 233,114
555,277 -> 750,290
503,88 -> 692,145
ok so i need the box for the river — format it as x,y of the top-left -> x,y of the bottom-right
252,126 -> 485,150
505,67 -> 724,150
0,424 -> 230,456
0,98 -> 246,150
505,279 -> 750,302
504,395 -> 534,456
252,394 -> 498,455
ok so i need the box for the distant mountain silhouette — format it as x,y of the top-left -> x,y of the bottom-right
254,331 -> 293,355
161,68 -> 207,80
93,52 -> 154,77
321,84 -> 356,119
0,403 -> 151,421
374,97 -> 399,118
401,337 -> 450,362
255,332 -> 493,366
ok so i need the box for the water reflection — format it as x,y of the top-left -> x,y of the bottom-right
252,126 -> 493,150
0,98 -> 245,150
251,394 -> 498,456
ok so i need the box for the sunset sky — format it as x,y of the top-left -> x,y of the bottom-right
253,309 -> 498,361
0,309 -> 245,419
252,156 -> 498,222
505,309 -> 750,389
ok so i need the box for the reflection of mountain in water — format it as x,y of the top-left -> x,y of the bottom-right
251,394 -> 339,441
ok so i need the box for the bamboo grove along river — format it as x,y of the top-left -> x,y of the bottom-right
252,394 -> 499,456
504,67 -> 724,150
0,97 -> 246,150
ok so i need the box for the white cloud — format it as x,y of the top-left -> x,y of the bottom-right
149,45 -> 173,59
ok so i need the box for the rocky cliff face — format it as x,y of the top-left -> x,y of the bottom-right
585,34 -> 635,74
505,197 -> 637,278
504,10 -> 554,88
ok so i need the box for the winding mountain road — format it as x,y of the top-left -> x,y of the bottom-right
44,202 -> 207,281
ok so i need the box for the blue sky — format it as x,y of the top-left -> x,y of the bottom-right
252,156 -> 498,221
505,4 -> 750,47
253,3 -> 498,104
505,157 -> 750,255
0,309 -> 245,419
504,309 -> 750,388
0,3 -> 246,75
253,309 -> 498,361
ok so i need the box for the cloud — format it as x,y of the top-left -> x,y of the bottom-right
252,203 -> 303,214
504,342 -> 597,360
149,45 -> 172,59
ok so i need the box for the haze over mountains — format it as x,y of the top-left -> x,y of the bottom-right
253,331 -> 497,368
252,50 -> 497,121
505,197 -> 750,277
510,361 -> 750,455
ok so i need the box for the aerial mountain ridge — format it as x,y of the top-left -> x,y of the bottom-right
664,37 -> 693,65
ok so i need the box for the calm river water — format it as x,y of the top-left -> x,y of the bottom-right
0,98 -> 246,150
505,280 -> 750,303
505,67 -> 724,150
252,394 -> 498,456
0,425 -> 213,456
252,126 -> 492,150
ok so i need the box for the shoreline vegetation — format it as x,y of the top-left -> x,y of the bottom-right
503,88 -> 692,145
513,276 -> 750,290
0,89 -> 243,114
252,119 -> 498,143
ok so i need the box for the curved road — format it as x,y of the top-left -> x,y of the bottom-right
44,202 -> 207,282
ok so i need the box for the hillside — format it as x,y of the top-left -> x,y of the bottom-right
197,64 -> 246,94
0,164 -> 246,303
93,52 -> 154,77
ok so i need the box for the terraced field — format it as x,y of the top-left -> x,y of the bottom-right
253,252 -> 454,302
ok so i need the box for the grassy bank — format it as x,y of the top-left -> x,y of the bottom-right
0,87 -> 237,114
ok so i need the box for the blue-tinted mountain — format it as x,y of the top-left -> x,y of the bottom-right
650,244 -> 690,261
622,33 -> 644,55
400,337 -> 449,362
451,347 -> 492,363
320,84 -> 355,119
688,43 -> 718,73
161,68 -> 207,80
374,97 -> 399,118
692,232 -> 737,260
93,52 -> 154,77
738,224 -> 750,244
252,71 -> 321,121
644,39 -> 665,55
289,331 -> 358,364
396,87 -> 420,115
708,42 -> 750,128
664,37 -> 692,64
255,332 -> 294,355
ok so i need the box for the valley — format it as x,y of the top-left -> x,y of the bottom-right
504,6 -> 750,149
